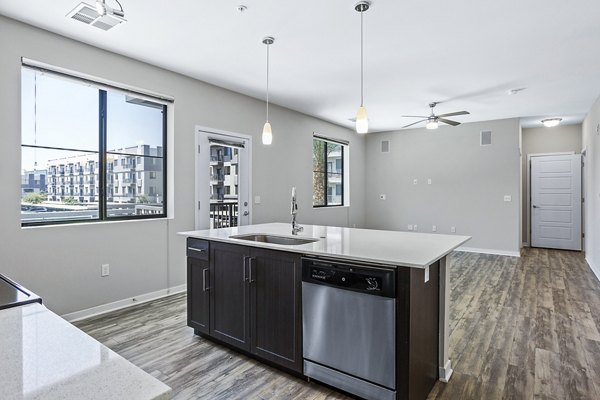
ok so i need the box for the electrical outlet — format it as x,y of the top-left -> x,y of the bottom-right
380,194 -> 386,200
432,225 -> 437,232
413,225 -> 418,231
101,264 -> 110,277
408,225 -> 413,231
504,195 -> 512,202
451,226 -> 456,233
254,196 -> 261,204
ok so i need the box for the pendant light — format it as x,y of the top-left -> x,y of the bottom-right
355,1 -> 370,134
262,37 -> 275,145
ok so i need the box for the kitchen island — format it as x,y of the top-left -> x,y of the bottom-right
179,223 -> 470,400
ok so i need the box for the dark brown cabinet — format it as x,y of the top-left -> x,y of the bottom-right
187,239 -> 210,335
209,241 -> 251,351
188,240 -> 302,373
249,248 -> 302,372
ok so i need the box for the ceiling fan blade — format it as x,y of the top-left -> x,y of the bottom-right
438,118 -> 461,126
436,111 -> 470,118
401,115 -> 429,118
402,119 -> 427,128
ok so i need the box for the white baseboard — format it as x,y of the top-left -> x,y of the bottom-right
438,360 -> 453,383
61,284 -> 187,322
455,246 -> 521,258
586,256 -> 600,283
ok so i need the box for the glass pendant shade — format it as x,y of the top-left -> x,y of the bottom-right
356,106 -> 369,134
262,122 -> 273,145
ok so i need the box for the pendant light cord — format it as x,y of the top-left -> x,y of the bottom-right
266,43 -> 270,122
360,9 -> 364,107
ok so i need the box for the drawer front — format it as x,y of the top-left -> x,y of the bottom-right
187,238 -> 209,260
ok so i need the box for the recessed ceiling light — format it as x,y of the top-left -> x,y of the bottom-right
541,118 -> 562,127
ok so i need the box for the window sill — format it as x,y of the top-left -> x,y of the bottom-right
312,205 -> 350,210
21,216 -> 172,230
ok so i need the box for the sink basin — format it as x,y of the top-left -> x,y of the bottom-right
230,234 -> 319,246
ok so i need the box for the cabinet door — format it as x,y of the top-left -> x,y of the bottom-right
187,258 -> 210,335
210,242 -> 251,351
249,248 -> 302,373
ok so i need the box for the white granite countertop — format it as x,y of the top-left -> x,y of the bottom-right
0,303 -> 171,400
179,223 -> 470,268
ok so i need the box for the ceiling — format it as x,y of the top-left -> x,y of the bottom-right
1,0 -> 600,132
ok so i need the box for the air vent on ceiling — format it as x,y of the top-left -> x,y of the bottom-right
381,140 -> 390,153
67,2 -> 126,31
480,130 -> 492,146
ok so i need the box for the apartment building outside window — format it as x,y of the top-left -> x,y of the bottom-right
20,64 -> 168,226
312,135 -> 346,207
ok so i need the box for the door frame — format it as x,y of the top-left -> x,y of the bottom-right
526,151 -> 578,247
195,126 -> 253,230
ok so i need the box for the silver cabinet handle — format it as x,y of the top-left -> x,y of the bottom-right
248,257 -> 255,283
243,256 -> 249,282
188,247 -> 206,253
202,268 -> 209,292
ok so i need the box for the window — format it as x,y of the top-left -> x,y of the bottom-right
21,65 -> 168,226
312,136 -> 345,207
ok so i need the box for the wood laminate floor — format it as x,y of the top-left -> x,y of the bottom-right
75,248 -> 600,400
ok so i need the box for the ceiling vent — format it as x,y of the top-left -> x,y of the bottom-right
67,2 -> 126,31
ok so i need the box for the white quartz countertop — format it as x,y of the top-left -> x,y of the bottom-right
0,303 -> 171,400
178,223 -> 470,268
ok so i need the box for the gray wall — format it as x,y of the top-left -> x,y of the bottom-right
521,125 -> 582,242
364,119 -> 522,254
583,97 -> 600,279
0,16 -> 365,315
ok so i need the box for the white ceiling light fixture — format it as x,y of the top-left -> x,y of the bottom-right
262,36 -> 275,145
425,120 -> 439,130
541,118 -> 562,127
355,1 -> 370,134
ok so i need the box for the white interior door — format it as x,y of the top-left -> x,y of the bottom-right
195,128 -> 252,230
531,154 -> 582,250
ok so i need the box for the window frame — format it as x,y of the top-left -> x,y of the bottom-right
21,66 -> 168,227
312,136 -> 345,208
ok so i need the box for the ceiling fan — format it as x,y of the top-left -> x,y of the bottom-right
402,102 -> 470,129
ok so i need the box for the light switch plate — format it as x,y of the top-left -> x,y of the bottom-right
451,226 -> 456,233
432,225 -> 437,232
428,178 -> 432,185
413,179 -> 418,185
254,196 -> 261,204
408,225 -> 413,231
101,264 -> 110,277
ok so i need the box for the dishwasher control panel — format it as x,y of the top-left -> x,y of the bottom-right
302,258 -> 395,298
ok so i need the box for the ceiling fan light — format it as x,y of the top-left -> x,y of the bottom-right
426,120 -> 439,130
541,118 -> 562,128
356,106 -> 369,134
262,122 -> 273,145
96,0 -> 107,15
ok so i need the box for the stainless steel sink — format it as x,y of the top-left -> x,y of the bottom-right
230,234 -> 319,246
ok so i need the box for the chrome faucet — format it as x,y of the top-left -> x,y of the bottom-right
291,187 -> 303,235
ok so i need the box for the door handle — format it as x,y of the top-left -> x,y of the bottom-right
243,211 -> 249,216
248,257 -> 255,283
532,205 -> 539,208
243,256 -> 249,282
202,268 -> 209,292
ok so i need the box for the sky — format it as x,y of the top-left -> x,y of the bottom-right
21,68 -> 164,172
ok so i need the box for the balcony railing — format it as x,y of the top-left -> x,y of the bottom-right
210,201 -> 238,229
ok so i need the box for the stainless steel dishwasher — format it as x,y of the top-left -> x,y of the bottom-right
302,257 -> 396,400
